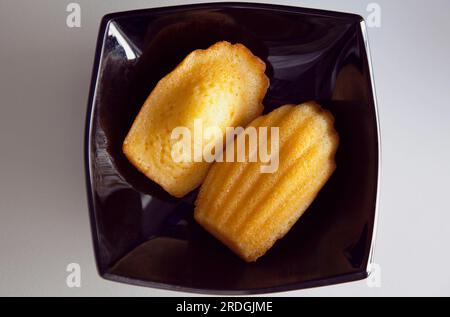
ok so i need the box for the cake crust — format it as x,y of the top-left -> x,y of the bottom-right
194,102 -> 339,262
123,41 -> 269,197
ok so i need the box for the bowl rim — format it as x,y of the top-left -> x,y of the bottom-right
84,1 -> 380,295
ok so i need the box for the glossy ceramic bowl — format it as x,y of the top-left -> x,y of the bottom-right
85,2 -> 380,294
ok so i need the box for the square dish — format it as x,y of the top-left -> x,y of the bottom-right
85,2 -> 380,294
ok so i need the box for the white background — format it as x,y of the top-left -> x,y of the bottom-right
0,0 -> 449,296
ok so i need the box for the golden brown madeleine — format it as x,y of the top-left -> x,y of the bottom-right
123,41 -> 269,197
194,102 -> 339,262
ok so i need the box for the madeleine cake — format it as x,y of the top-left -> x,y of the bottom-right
194,102 -> 339,262
123,41 -> 269,197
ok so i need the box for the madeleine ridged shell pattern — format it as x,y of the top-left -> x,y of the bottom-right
194,102 -> 339,262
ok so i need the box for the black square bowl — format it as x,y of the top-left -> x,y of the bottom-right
85,2 -> 380,294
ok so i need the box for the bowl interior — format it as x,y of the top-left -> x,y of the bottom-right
87,3 -> 379,293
